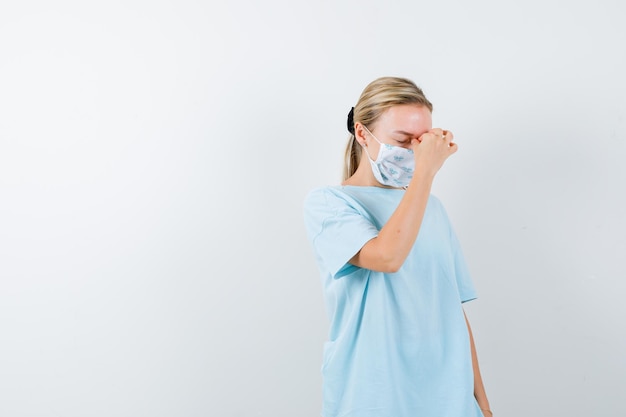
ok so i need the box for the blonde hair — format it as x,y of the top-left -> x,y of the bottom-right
343,77 -> 433,181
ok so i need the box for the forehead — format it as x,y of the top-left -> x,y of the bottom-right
376,104 -> 432,132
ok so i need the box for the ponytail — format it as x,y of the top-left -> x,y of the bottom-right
343,135 -> 361,181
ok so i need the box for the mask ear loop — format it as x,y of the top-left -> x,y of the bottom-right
360,125 -> 384,165
362,125 -> 382,146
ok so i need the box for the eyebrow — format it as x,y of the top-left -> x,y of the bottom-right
391,130 -> 421,137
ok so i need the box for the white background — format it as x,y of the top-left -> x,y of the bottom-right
1,1 -> 625,416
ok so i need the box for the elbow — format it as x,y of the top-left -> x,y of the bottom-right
355,239 -> 407,273
383,265 -> 402,274
386,262 -> 403,273
378,255 -> 405,273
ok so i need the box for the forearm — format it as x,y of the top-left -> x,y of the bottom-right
350,172 -> 433,272
464,311 -> 491,413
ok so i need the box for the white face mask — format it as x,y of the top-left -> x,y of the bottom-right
362,126 -> 415,187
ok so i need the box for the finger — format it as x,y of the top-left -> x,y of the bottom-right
420,131 -> 440,143
429,128 -> 444,138
448,142 -> 458,154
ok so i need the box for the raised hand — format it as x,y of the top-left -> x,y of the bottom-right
411,128 -> 457,178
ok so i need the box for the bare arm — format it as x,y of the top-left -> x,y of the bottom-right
349,129 -> 456,272
464,310 -> 492,416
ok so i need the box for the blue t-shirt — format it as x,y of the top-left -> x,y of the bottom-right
303,185 -> 483,417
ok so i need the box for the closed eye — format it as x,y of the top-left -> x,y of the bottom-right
392,134 -> 412,145
392,129 -> 424,142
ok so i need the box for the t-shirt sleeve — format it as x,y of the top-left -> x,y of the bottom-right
303,188 -> 379,279
450,226 -> 478,303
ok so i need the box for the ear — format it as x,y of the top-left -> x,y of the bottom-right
354,122 -> 368,147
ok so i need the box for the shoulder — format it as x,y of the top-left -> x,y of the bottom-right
304,186 -> 351,210
303,186 -> 374,243
303,186 -> 372,230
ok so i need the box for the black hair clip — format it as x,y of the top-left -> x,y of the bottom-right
347,107 -> 355,135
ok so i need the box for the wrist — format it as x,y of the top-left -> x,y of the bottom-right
412,165 -> 436,182
408,170 -> 435,189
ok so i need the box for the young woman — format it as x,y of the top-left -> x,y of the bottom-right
303,77 -> 491,417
